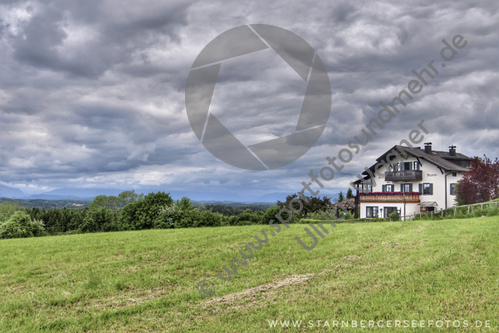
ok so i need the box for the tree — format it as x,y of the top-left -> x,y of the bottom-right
177,197 -> 193,211
88,195 -> 120,211
277,194 -> 332,220
79,208 -> 119,233
0,211 -> 45,239
196,204 -> 207,212
338,191 -> 344,202
88,190 -> 144,211
456,155 -> 499,205
0,201 -> 20,223
346,188 -> 354,199
118,190 -> 144,207
118,192 -> 174,230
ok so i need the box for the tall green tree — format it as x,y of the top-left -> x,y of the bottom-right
177,197 -> 193,211
346,188 -> 354,199
338,191 -> 344,202
118,192 -> 174,230
277,194 -> 332,220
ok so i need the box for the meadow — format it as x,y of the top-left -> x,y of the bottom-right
0,216 -> 498,332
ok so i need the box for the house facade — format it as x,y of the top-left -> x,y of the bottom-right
353,143 -> 471,219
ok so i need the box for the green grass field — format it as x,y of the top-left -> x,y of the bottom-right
0,217 -> 498,332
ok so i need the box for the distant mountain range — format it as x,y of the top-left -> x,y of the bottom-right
0,185 -> 341,203
0,184 -> 24,198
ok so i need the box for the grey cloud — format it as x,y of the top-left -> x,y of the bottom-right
0,0 -> 497,198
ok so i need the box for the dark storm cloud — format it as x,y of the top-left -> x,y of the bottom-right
8,0 -> 193,78
0,0 -> 497,198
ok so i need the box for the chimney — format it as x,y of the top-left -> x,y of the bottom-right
424,142 -> 432,154
449,145 -> 456,157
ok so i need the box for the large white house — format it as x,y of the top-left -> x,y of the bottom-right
353,143 -> 471,219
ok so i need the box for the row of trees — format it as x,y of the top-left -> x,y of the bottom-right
0,190 -> 340,239
0,192 -> 290,239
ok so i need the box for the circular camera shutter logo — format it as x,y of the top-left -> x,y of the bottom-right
185,24 -> 332,170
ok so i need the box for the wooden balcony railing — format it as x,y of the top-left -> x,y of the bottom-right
385,170 -> 422,181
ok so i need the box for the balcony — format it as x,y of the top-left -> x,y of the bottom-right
385,170 -> 422,181
359,192 -> 420,203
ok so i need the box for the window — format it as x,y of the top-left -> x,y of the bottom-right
382,184 -> 394,192
413,161 -> 420,170
384,207 -> 397,218
400,183 -> 413,192
450,183 -> 456,195
422,183 -> 433,195
404,162 -> 412,171
366,206 -> 379,218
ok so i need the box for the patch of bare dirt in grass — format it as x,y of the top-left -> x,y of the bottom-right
343,255 -> 363,261
204,273 -> 315,309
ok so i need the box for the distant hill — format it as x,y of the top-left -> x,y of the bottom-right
7,188 -> 343,203
0,185 -> 24,198
0,198 -> 89,209
254,191 -> 340,203
28,194 -> 91,201
39,188 -> 123,199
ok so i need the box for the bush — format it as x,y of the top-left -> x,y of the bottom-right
173,209 -> 223,228
154,203 -> 182,229
0,211 -> 46,239
388,211 -> 400,221
298,219 -> 324,224
260,205 -> 299,225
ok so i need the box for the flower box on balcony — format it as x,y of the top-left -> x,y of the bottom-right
359,192 -> 420,203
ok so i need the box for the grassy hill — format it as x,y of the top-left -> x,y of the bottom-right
0,217 -> 498,332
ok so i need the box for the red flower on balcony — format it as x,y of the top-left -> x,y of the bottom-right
360,191 -> 420,195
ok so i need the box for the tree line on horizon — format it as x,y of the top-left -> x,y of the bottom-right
0,190 -> 333,239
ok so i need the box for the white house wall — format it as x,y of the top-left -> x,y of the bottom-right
359,153 -> 464,218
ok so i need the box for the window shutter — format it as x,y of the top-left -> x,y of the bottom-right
450,184 -> 454,195
419,184 -> 423,194
400,184 -> 404,192
382,185 -> 385,192
430,183 -> 433,195
409,184 -> 413,192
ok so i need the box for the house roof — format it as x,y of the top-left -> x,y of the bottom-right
362,145 -> 470,177
418,201 -> 439,207
327,197 -> 356,210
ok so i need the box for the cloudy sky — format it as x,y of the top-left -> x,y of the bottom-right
0,0 -> 497,200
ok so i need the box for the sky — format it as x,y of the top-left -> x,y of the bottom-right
0,0 -> 497,200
